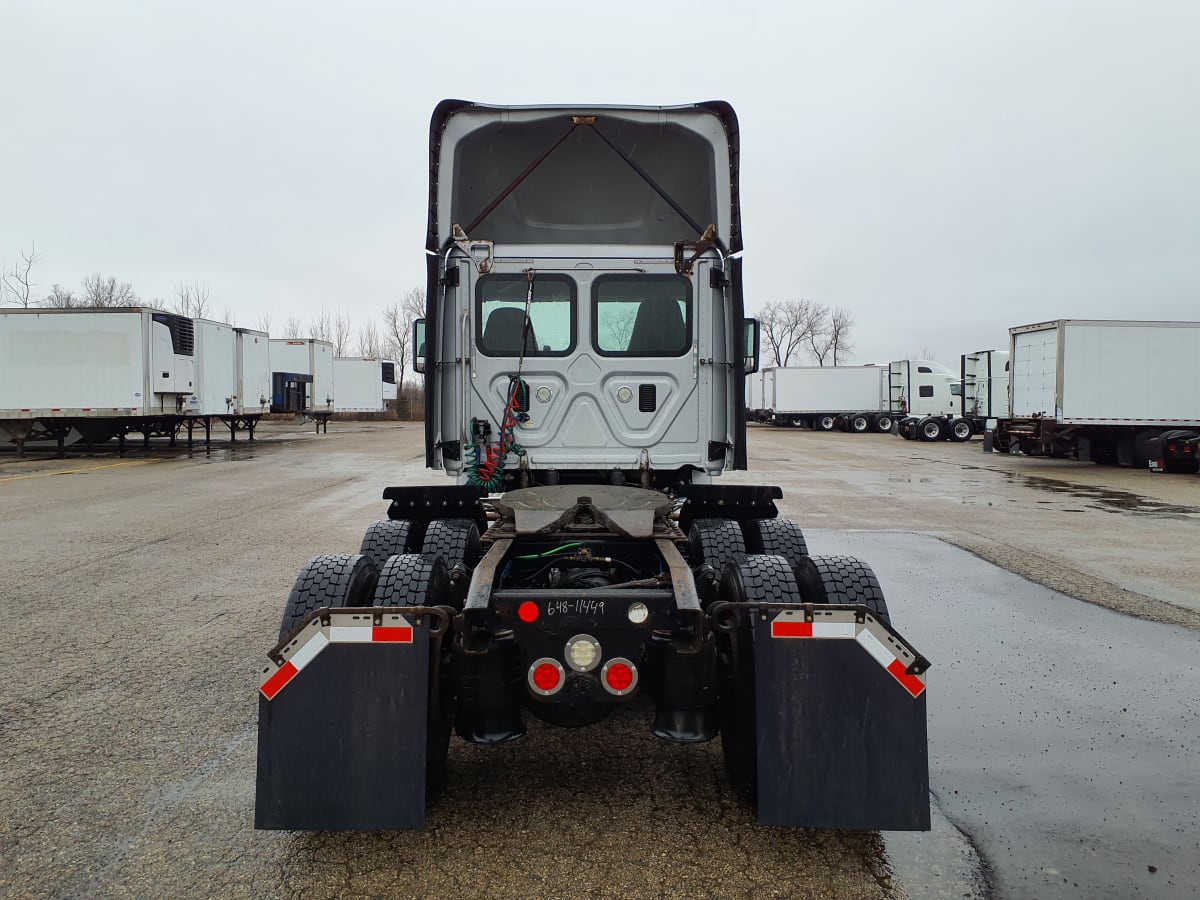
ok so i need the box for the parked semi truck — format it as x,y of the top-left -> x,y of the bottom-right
332,357 -> 397,413
998,319 -> 1200,473
255,101 -> 931,832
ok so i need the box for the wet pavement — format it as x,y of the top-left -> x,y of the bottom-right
805,530 -> 1200,899
0,424 -> 1197,898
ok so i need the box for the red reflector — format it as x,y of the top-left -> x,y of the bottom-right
533,663 -> 561,691
372,626 -> 413,643
260,661 -> 299,700
887,658 -> 926,698
605,662 -> 635,692
772,620 -> 813,638
518,601 -> 539,623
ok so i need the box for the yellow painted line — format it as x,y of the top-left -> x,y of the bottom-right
0,458 -> 161,483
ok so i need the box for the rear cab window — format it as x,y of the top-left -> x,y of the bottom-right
476,274 -> 575,357
592,274 -> 692,356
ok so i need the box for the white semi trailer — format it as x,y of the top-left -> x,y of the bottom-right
998,319 -> 1200,473
235,328 -> 272,416
761,365 -> 894,433
268,338 -> 335,422
0,307 -> 196,452
332,357 -> 397,413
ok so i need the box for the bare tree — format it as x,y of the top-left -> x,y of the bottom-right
283,316 -> 303,339
826,307 -> 855,365
173,281 -> 211,318
333,308 -> 352,356
43,284 -> 77,308
384,287 -> 426,414
255,311 -> 274,334
760,299 -> 825,366
219,305 -> 237,326
2,243 -> 43,308
356,320 -> 383,358
81,273 -> 138,308
310,308 -> 332,343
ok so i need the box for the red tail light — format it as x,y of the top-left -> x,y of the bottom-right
601,658 -> 638,696
528,658 -> 564,696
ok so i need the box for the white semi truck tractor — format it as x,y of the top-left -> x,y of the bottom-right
254,101 -> 932,832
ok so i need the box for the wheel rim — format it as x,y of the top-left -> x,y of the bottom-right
819,416 -> 834,430
853,416 -> 868,432
954,422 -> 972,439
923,422 -> 940,439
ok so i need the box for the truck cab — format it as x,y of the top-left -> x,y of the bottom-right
418,102 -> 754,489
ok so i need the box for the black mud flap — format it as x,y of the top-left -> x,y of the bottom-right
255,607 -> 443,831
752,606 -> 930,830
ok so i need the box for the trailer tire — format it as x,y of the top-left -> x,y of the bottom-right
278,553 -> 379,643
849,414 -> 871,433
421,518 -> 481,570
949,418 -> 974,442
717,554 -> 803,803
372,553 -> 451,608
360,519 -> 414,570
794,554 -> 891,625
815,414 -> 837,432
874,414 -> 894,433
741,518 -> 808,576
917,417 -> 944,441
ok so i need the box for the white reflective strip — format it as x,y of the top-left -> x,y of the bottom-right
329,626 -> 373,643
289,631 -> 330,671
813,622 -> 857,639
855,629 -> 895,669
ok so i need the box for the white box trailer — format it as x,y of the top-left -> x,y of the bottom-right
189,319 -> 238,416
235,328 -> 271,415
764,365 -> 893,432
960,350 -> 1010,420
745,369 -> 765,421
332,357 -> 397,413
1000,320 -> 1200,472
0,307 -> 196,418
269,339 -> 335,414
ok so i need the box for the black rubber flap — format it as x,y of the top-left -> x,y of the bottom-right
752,621 -> 930,830
255,635 -> 431,830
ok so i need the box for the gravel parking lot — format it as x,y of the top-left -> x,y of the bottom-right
1,422 -> 1195,898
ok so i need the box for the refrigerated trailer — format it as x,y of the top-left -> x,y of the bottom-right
269,338 -> 335,430
0,307 -> 196,453
761,365 -> 894,432
180,320 -> 270,444
332,357 -> 397,413
998,319 -> 1200,473
255,100 -> 931,834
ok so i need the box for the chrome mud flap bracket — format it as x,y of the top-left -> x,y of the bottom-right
254,607 -> 447,831
747,604 -> 930,830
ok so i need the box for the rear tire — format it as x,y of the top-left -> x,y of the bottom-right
918,417 -> 944,441
372,553 -> 452,608
688,518 -> 747,605
741,518 -> 808,577
875,414 -> 894,433
850,414 -> 870,433
360,519 -> 414,570
717,554 -> 802,803
794,554 -> 891,624
815,415 -> 837,432
421,518 -> 481,569
278,553 -> 378,643
949,418 -> 973,442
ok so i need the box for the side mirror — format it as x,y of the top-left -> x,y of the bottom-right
413,319 -> 426,374
743,318 -> 760,374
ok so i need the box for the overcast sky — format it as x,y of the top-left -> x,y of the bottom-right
3,1 -> 1197,366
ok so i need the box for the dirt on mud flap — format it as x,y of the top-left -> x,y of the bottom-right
255,606 -> 452,831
